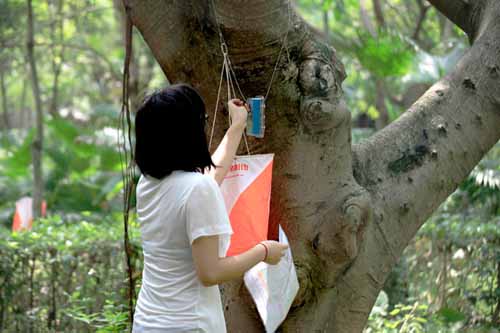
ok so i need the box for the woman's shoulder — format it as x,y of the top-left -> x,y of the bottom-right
149,170 -> 216,194
177,173 -> 221,212
184,172 -> 218,191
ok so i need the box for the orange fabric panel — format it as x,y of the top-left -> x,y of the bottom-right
226,160 -> 273,256
12,211 -> 22,232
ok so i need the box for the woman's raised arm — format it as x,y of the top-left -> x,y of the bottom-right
206,99 -> 248,185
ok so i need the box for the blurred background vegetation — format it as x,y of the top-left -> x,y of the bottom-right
0,0 -> 498,332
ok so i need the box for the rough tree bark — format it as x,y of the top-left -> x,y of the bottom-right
123,0 -> 500,331
0,70 -> 9,129
48,0 -> 64,119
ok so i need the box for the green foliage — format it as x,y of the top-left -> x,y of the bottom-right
0,215 -> 141,332
0,2 -> 162,329
365,292 -> 485,333
0,129 -> 35,178
353,29 -> 415,78
436,307 -> 467,324
0,0 -> 25,49
0,117 -> 123,226
296,0 -> 468,123
366,295 -> 432,333
64,299 -> 129,332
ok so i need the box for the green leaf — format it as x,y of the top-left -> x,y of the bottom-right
47,118 -> 80,143
1,129 -> 35,178
436,307 -> 466,323
389,308 -> 401,316
353,29 -> 415,78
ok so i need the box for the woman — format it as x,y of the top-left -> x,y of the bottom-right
132,84 -> 288,332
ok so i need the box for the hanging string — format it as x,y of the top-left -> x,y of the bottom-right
224,51 -> 232,125
227,62 -> 251,155
265,0 -> 292,100
226,56 -> 246,101
209,44 -> 251,155
208,0 -> 291,156
118,9 -> 136,329
208,56 -> 226,150
226,60 -> 251,154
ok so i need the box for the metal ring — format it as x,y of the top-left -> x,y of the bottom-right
220,42 -> 228,55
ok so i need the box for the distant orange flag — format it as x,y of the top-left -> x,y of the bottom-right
12,197 -> 47,232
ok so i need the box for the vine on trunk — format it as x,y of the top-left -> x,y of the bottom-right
119,5 -> 136,329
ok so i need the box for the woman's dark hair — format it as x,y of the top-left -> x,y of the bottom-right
134,83 -> 215,179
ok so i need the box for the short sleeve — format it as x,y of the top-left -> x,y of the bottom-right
185,176 -> 233,249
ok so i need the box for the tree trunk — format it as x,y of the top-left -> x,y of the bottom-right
493,260 -> 500,325
20,75 -> 28,129
372,0 -> 385,28
412,0 -> 430,42
374,78 -> 390,129
27,0 -> 44,219
48,0 -> 64,119
124,0 -> 500,331
322,0 -> 329,39
0,70 -> 9,129
437,243 -> 449,309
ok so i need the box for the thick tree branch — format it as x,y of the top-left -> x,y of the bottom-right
412,0 -> 430,42
427,0 -> 484,41
353,13 -> 500,252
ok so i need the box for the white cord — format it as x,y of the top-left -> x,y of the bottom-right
227,56 -> 251,155
209,51 -> 251,155
208,54 -> 226,150
210,0 -> 292,155
265,0 -> 292,100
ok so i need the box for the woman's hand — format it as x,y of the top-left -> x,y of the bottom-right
260,240 -> 289,265
228,99 -> 248,129
192,236 -> 291,286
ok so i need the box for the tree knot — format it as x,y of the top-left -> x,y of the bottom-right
310,189 -> 372,288
462,77 -> 476,90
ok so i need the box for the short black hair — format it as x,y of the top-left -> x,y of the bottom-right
134,83 -> 215,179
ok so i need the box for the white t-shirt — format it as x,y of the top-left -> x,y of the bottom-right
132,170 -> 233,333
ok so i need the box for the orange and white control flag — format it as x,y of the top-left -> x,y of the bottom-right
12,197 -> 46,232
220,154 -> 299,331
220,154 -> 274,257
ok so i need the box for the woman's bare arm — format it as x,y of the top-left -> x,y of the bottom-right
208,122 -> 246,185
191,235 -> 288,286
206,99 -> 248,185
